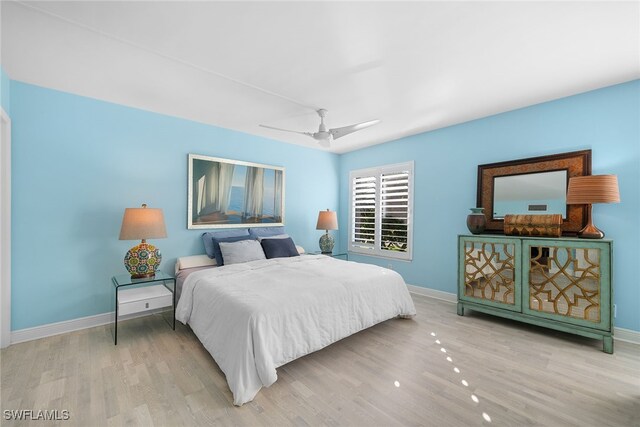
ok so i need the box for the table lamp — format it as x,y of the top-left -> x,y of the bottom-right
316,209 -> 338,253
119,204 -> 167,278
566,175 -> 620,239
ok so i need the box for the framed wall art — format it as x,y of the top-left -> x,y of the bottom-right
188,154 -> 285,229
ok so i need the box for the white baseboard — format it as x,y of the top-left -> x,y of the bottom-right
407,284 -> 640,345
613,327 -> 640,345
407,284 -> 457,303
10,308 -> 170,345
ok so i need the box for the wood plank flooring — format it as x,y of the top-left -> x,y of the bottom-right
1,295 -> 639,426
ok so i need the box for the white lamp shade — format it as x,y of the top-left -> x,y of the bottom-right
316,209 -> 338,231
119,204 -> 167,240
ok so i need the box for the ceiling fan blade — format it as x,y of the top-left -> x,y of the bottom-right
329,119 -> 380,140
259,124 -> 313,137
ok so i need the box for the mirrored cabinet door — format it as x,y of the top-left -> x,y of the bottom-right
459,237 -> 521,311
522,241 -> 611,330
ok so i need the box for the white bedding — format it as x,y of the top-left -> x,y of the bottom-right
176,254 -> 416,406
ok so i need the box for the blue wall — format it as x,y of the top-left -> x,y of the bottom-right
10,81 -> 339,330
1,67 -> 10,114
339,80 -> 640,332
8,77 -> 639,333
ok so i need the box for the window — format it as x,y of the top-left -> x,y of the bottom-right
349,162 -> 414,260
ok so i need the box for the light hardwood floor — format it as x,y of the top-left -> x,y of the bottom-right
1,295 -> 639,427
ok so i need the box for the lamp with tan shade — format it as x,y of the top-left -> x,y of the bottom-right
316,209 -> 338,253
119,204 -> 167,278
566,175 -> 620,239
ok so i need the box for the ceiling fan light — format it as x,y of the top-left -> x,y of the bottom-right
318,138 -> 331,148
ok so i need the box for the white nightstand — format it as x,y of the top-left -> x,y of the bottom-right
111,272 -> 175,345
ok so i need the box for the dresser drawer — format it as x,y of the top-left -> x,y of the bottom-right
118,284 -> 173,316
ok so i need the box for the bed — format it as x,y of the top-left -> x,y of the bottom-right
175,253 -> 416,406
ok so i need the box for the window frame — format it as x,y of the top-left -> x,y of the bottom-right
348,161 -> 414,261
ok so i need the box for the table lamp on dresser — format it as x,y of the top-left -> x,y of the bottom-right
316,209 -> 338,254
119,203 -> 167,278
566,174 -> 620,239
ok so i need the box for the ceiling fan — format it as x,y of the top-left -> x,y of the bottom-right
260,109 -> 380,147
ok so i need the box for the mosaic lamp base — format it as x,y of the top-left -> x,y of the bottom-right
319,232 -> 335,254
124,241 -> 162,279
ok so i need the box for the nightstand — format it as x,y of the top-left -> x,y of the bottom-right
311,251 -> 349,260
111,271 -> 175,345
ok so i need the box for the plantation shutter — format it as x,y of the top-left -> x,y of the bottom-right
380,171 -> 410,253
348,162 -> 413,260
351,175 -> 376,250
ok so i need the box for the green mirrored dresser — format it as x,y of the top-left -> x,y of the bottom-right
457,234 -> 613,353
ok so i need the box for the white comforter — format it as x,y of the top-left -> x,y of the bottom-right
176,254 -> 416,406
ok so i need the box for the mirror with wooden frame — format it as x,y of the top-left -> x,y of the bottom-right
477,150 -> 592,234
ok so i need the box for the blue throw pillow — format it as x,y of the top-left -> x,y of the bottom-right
260,237 -> 299,259
249,226 -> 286,239
201,229 -> 249,258
211,235 -> 254,266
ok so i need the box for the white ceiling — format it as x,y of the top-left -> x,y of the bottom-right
2,1 -> 639,153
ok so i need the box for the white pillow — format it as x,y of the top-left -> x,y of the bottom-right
175,254 -> 217,274
219,239 -> 266,265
